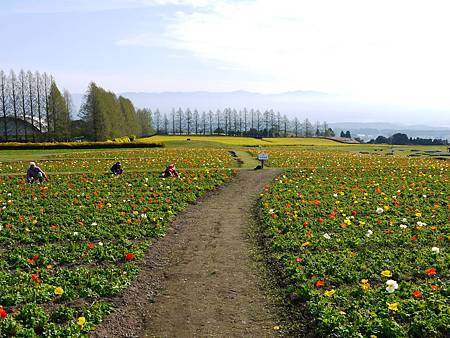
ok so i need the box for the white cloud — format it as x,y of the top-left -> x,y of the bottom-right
148,0 -> 450,108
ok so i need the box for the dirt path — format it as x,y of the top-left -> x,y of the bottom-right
92,169 -> 280,338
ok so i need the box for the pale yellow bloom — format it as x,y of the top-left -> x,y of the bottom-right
324,289 -> 336,297
381,270 -> 392,277
54,287 -> 64,295
387,302 -> 399,311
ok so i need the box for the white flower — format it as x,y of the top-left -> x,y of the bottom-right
91,222 -> 97,226
423,195 -> 427,198
417,221 -> 427,227
366,230 -> 373,237
385,279 -> 399,293
73,231 -> 79,236
323,233 -> 331,240
431,247 -> 440,254
141,213 -> 148,219
376,207 -> 384,214
402,218 -> 407,222
0,224 -> 3,231
333,193 -> 338,197
98,241 -> 104,246
399,224 -> 408,229
268,209 -> 274,214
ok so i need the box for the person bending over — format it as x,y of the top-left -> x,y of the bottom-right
111,162 -> 123,175
27,162 -> 48,183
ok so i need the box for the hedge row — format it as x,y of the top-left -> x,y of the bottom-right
0,141 -> 163,150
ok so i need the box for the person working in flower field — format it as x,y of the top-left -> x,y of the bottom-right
26,162 -> 48,183
162,163 -> 179,177
111,161 -> 123,175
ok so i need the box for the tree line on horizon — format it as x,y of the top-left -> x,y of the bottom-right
147,108 -> 336,138
368,133 -> 448,146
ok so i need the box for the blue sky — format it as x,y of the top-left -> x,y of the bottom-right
1,0 -> 450,121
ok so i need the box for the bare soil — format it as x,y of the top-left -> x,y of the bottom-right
92,169 -> 281,338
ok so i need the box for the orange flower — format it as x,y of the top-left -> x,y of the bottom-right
425,267 -> 437,276
313,200 -> 321,206
412,291 -> 423,298
315,279 -> 325,287
87,243 -> 95,250
431,284 -> 439,290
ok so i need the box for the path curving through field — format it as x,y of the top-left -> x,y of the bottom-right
92,168 -> 281,338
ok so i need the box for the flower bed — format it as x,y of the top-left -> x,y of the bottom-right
0,168 -> 234,336
258,153 -> 449,337
0,148 -> 236,174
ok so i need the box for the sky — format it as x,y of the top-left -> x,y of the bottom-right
1,0 -> 449,124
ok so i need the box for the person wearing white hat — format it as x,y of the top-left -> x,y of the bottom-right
26,162 -> 48,183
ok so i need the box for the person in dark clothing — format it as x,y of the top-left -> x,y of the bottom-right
111,162 -> 123,175
27,162 -> 48,183
163,163 -> 179,177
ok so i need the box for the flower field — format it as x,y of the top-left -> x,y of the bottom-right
0,148 -> 235,336
258,151 -> 449,336
0,148 -> 235,174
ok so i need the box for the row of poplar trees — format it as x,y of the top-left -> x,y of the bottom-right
150,108 -> 335,138
0,69 -> 153,142
0,70 -> 70,142
80,83 -> 152,141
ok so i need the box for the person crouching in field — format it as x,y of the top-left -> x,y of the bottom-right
27,162 -> 48,183
111,162 -> 123,175
163,163 -> 179,177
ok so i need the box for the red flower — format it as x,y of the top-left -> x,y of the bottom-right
425,268 -> 437,276
125,252 -> 135,261
87,243 -> 95,249
315,279 -> 325,287
412,291 -> 423,298
31,274 -> 40,282
313,200 -> 321,206
410,236 -> 417,241
318,218 -> 324,223
303,221 -> 309,227
0,307 -> 7,318
351,210 -> 357,216
296,257 -> 304,263
32,255 -> 39,261
306,231 -> 312,237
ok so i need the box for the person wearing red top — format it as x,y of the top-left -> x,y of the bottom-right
163,163 -> 179,177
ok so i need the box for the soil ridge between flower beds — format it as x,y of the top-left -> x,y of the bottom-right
91,169 -> 281,338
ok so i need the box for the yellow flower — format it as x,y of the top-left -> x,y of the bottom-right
381,270 -> 392,277
324,289 -> 336,297
32,219 -> 38,225
387,302 -> 399,311
54,287 -> 64,295
360,279 -> 370,290
302,241 -> 311,247
77,316 -> 86,327
415,212 -> 422,218
360,279 -> 369,284
383,205 -> 390,211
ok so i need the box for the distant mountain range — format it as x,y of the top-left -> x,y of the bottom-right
71,90 -> 450,141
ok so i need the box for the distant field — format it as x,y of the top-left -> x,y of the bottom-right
139,135 -> 345,147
